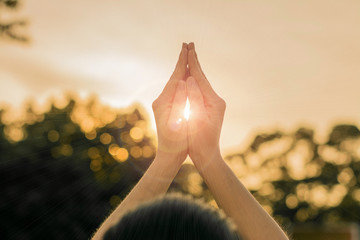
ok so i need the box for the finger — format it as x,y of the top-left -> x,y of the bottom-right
186,76 -> 207,121
188,42 -> 207,80
158,43 -> 188,101
171,42 -> 188,80
188,42 -> 217,99
167,80 -> 187,132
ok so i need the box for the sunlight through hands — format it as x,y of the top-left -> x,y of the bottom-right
184,97 -> 191,121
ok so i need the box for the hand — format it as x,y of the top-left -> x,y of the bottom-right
152,43 -> 189,166
186,43 -> 226,170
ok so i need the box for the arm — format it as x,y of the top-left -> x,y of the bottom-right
186,42 -> 288,240
92,43 -> 189,240
92,153 -> 182,240
198,152 -> 288,240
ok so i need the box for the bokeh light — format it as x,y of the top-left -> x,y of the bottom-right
115,148 -> 129,162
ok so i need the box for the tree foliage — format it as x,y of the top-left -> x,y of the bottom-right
0,96 -> 159,239
225,125 -> 360,228
0,0 -> 28,42
1,95 -> 359,239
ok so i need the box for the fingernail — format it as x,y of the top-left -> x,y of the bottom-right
182,42 -> 187,49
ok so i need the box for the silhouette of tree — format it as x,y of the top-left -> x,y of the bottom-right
0,0 -> 28,42
1,93 -> 359,239
225,124 -> 360,228
0,96 -> 161,239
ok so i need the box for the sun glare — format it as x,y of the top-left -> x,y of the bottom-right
184,97 -> 190,120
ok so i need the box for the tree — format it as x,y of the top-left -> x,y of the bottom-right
0,0 -> 28,42
0,96 -> 160,239
1,93 -> 359,239
225,125 -> 360,228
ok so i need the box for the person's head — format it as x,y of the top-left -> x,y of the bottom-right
103,193 -> 241,240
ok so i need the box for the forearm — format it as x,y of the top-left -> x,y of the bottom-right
197,152 -> 288,240
92,152 -> 182,240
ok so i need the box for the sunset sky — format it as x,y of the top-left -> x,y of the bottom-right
0,0 -> 359,152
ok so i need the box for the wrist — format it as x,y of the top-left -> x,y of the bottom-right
191,148 -> 223,174
196,152 -> 226,182
154,150 -> 184,169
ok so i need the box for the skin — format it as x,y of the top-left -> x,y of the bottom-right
187,42 -> 288,240
92,43 -> 189,240
92,43 -> 289,240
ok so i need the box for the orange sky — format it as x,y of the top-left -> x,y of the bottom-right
0,0 -> 359,152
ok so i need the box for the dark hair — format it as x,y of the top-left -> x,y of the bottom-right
103,193 -> 241,240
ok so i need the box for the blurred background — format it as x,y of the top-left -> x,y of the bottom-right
0,0 -> 359,239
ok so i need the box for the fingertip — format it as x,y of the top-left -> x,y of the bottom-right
187,46 -> 196,65
172,45 -> 188,79
180,43 -> 187,54
188,42 -> 195,50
